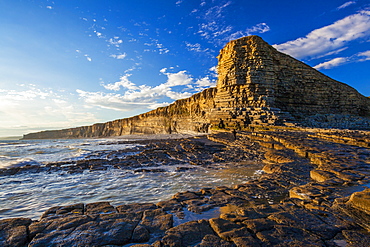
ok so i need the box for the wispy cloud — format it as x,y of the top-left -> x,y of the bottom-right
337,1 -> 356,10
314,57 -> 348,70
226,23 -> 270,41
314,49 -> 370,70
195,1 -> 270,45
274,10 -> 370,59
185,42 -> 210,52
143,38 -> 170,54
357,50 -> 370,61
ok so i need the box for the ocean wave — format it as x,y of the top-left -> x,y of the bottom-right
0,157 -> 42,169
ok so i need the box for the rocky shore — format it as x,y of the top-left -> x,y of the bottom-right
1,127 -> 370,246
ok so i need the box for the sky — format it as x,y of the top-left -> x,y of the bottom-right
1,0 -> 370,137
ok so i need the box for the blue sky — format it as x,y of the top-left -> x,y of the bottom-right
1,0 -> 370,137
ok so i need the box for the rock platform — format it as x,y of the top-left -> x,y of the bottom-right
2,127 -> 370,246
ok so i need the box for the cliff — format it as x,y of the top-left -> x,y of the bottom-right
23,36 -> 370,139
23,88 -> 217,139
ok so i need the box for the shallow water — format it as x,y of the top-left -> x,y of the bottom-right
0,138 -> 262,220
0,138 -> 140,169
0,164 -> 261,219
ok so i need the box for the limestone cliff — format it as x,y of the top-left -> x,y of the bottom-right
23,88 -> 217,139
211,35 -> 370,127
22,36 -> 370,139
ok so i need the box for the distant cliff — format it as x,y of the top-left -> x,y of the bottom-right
23,36 -> 370,139
23,88 -> 217,139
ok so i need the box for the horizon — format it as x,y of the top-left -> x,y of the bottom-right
1,0 -> 370,138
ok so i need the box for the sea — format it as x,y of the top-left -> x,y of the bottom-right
0,137 -> 262,220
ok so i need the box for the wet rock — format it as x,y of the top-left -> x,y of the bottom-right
117,202 -> 158,214
256,225 -> 325,246
157,199 -> 183,212
139,209 -> 173,234
134,168 -> 167,173
347,188 -> 370,214
172,191 -> 202,201
176,166 -> 197,172
132,225 -> 150,243
267,208 -> 340,239
28,214 -> 94,246
195,234 -> 235,247
41,203 -> 84,219
85,201 -> 116,215
209,217 -> 262,246
161,219 -> 214,247
209,218 -> 242,239
29,213 -> 142,246
242,218 -> 274,233
0,218 -> 32,247
184,198 -> 213,214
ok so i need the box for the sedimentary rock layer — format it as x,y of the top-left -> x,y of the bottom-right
23,88 -> 217,139
23,36 -> 370,139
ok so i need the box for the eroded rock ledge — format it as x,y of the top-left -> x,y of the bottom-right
2,127 -> 370,246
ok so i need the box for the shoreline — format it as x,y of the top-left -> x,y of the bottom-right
1,128 -> 370,246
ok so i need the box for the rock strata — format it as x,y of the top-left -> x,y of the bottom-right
2,127 -> 370,246
22,35 -> 370,139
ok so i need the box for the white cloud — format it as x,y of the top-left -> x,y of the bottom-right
357,50 -> 370,61
337,1 -> 356,10
108,38 -> 123,47
314,49 -> 370,70
147,102 -> 171,109
110,53 -> 127,59
78,68 -> 218,112
162,70 -> 193,87
315,47 -> 349,59
314,57 -> 348,70
46,6 -> 53,9
274,10 -> 370,59
195,77 -> 216,88
102,74 -> 137,91
94,31 -> 103,38
246,23 -> 270,35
